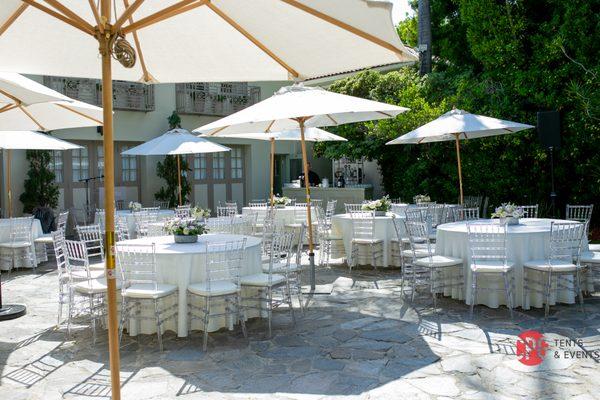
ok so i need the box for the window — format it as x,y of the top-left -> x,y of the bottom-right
49,151 -> 63,183
72,147 -> 89,182
193,154 -> 207,180
97,145 -> 104,178
212,153 -> 225,180
231,147 -> 243,179
121,146 -> 137,182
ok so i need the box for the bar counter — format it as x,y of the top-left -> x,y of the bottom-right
282,186 -> 373,214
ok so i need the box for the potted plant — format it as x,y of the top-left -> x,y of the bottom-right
190,206 -> 211,221
413,194 -> 431,204
492,203 -> 524,225
128,201 -> 142,212
361,195 -> 391,216
164,218 -> 208,243
272,195 -> 291,208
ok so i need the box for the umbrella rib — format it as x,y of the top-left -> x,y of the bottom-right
265,120 -> 276,133
20,0 -> 95,35
18,105 -> 46,131
121,0 -> 207,35
0,3 -> 29,37
42,0 -> 95,32
55,103 -> 103,125
206,2 -> 299,78
113,0 -> 145,33
87,0 -> 104,32
0,104 -> 19,114
122,0 -> 154,83
0,87 -> 22,104
280,0 -> 406,58
377,111 -> 393,117
325,114 -> 338,125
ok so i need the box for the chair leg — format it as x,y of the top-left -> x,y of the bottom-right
410,263 -> 417,302
544,271 -> 552,319
266,287 -> 273,338
119,297 -> 128,344
67,290 -> 74,339
502,272 -> 513,320
575,269 -> 585,314
89,295 -> 97,345
202,296 -> 211,352
430,268 -> 437,310
154,299 -> 164,351
237,292 -> 247,339
470,271 -> 477,319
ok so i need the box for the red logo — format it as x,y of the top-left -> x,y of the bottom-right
516,330 -> 548,366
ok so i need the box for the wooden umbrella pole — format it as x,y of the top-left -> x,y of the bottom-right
299,119 -> 316,291
177,154 -> 182,206
99,2 -> 121,397
7,149 -> 12,218
455,133 -> 464,205
269,137 -> 275,206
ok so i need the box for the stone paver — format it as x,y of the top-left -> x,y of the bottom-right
1,256 -> 599,399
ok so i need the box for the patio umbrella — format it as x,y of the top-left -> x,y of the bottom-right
386,109 -> 534,204
121,128 -> 230,206
0,2 -> 414,395
202,128 -> 347,206
0,131 -> 80,321
195,84 -> 409,291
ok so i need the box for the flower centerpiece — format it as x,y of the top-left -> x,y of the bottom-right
491,203 -> 524,225
272,195 -> 291,208
414,194 -> 431,204
361,195 -> 391,216
164,218 -> 208,243
190,206 -> 211,221
128,201 -> 142,212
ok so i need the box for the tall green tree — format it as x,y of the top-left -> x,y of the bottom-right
19,150 -> 60,213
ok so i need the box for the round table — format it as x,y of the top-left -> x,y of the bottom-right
114,209 -> 175,238
117,233 -> 262,337
435,218 -> 591,309
331,212 -> 405,267
0,218 -> 44,269
242,205 -> 316,226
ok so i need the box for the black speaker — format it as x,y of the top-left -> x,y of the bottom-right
537,111 -> 560,148
97,126 -> 103,136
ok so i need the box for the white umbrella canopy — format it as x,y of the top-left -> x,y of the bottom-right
385,109 -> 535,204
195,84 -> 408,292
0,72 -> 103,131
122,128 -> 230,206
0,1 -> 416,83
0,130 -> 82,149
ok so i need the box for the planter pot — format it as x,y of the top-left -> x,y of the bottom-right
374,211 -> 387,216
506,216 -> 520,225
275,204 -> 286,209
174,234 -> 198,244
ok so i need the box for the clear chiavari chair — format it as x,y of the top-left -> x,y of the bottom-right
253,205 -> 277,236
565,204 -> 593,223
524,221 -> 587,318
175,205 -> 192,219
237,212 -> 257,236
463,195 -> 482,209
0,216 -> 35,275
34,210 -> 70,261
153,200 -> 170,209
188,238 -> 247,351
519,204 -> 539,218
217,206 -> 237,217
147,223 -> 166,237
428,204 -> 446,228
403,220 -> 463,306
116,243 -> 178,351
317,203 -> 341,267
94,208 -> 106,231
206,216 -> 234,234
274,225 -> 305,312
116,217 -> 131,242
249,201 -> 268,208
452,206 -> 480,221
115,200 -> 125,211
311,199 -> 323,211
53,230 -> 74,335
466,222 -> 515,319
241,231 -> 296,337
76,224 -> 105,270
347,208 -> 383,271
133,210 -> 159,238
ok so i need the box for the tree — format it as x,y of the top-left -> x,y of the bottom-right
417,0 -> 432,74
19,150 -> 60,213
154,111 -> 192,207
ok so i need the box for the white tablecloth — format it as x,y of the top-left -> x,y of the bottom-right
435,218 -> 591,309
112,210 -> 175,238
0,218 -> 44,269
117,233 -> 262,337
242,205 -> 313,226
331,213 -> 405,267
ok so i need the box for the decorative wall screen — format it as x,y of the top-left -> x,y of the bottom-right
43,76 -> 155,112
175,82 -> 261,116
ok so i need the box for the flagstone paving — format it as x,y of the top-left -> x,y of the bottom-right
1,259 -> 599,399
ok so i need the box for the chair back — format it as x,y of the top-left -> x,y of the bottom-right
175,205 -> 191,219
348,209 -> 376,240
64,239 -> 92,280
248,201 -> 268,208
265,231 -> 295,279
76,224 -> 105,261
204,238 -> 246,292
292,223 -> 305,265
147,223 -> 166,237
52,230 -> 70,283
293,203 -> 309,224
116,217 -> 130,241
57,210 -> 69,232
311,199 -> 323,210
94,209 -> 105,230
565,204 -> 593,223
391,214 -> 405,242
325,200 -> 337,221
463,195 -> 482,209
549,222 -> 586,263
405,207 -> 427,222
206,216 -> 233,234
217,206 -> 237,217
428,204 -> 446,227
153,200 -> 170,209
238,212 -> 257,235
116,243 -> 158,290
9,216 -> 34,244
519,204 -> 539,218
133,210 -> 159,237
453,206 -> 479,221
404,220 -> 434,259
466,222 -> 508,265
115,199 -> 125,210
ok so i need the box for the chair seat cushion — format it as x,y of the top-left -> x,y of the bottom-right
414,255 -> 463,267
470,260 -> 514,272
0,241 -> 32,249
523,259 -> 578,272
188,281 -> 238,296
240,273 -> 286,287
351,238 -> 383,244
89,261 -> 105,271
401,248 -> 432,258
588,244 -> 600,252
262,262 -> 301,273
71,269 -> 105,279
123,283 -> 177,299
34,235 -> 54,244
74,278 -> 120,294
580,251 -> 600,265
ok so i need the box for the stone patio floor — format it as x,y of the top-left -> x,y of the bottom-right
1,257 -> 599,399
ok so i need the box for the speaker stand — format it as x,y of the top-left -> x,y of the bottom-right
549,146 -> 557,218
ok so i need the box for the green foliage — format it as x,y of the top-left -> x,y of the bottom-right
319,0 -> 600,229
154,111 -> 191,207
19,150 -> 60,213
396,15 -> 418,47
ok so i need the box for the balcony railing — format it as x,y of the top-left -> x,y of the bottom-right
43,76 -> 155,112
175,82 -> 261,116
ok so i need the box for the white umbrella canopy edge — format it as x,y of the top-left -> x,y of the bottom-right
0,71 -> 71,105
0,0 -> 416,83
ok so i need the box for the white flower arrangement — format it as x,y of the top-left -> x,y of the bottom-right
190,206 -> 211,219
491,203 -> 524,219
272,195 -> 291,206
164,218 -> 208,236
362,195 -> 392,212
414,194 -> 431,204
128,201 -> 142,212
